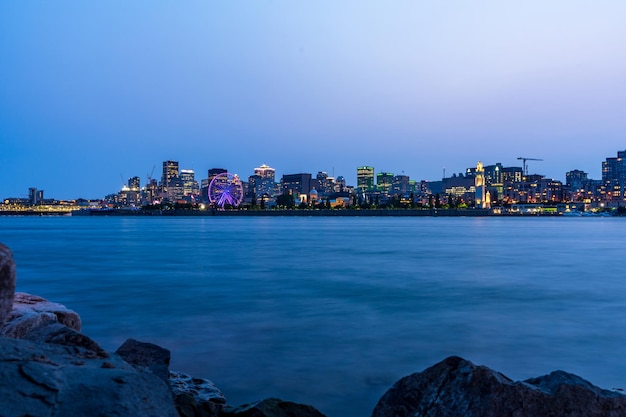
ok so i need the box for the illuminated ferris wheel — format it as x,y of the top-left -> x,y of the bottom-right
208,173 -> 244,208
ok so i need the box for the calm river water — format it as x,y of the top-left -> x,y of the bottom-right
1,216 -> 626,417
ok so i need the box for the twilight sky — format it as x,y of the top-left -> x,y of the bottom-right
1,1 -> 625,200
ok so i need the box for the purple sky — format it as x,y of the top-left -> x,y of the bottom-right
2,1 -> 625,200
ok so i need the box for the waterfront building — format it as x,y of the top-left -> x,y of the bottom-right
357,166 -> 375,194
475,162 -> 487,208
566,170 -> 588,190
501,167 -> 523,183
565,170 -> 588,201
503,175 -> 564,204
483,163 -> 504,201
435,174 -> 474,204
118,185 -> 140,206
602,150 -> 626,201
28,188 -> 43,205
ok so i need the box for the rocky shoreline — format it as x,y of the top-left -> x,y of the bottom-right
1,243 -> 625,417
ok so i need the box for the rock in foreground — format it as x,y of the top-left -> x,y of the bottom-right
0,244 -> 16,327
223,398 -> 327,417
1,292 -> 82,338
372,356 -> 626,417
0,336 -> 178,417
170,371 -> 227,417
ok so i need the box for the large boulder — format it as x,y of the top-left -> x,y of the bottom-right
1,292 -> 82,338
0,336 -> 178,417
372,356 -> 626,417
169,371 -> 227,417
0,244 -> 16,327
222,398 -> 327,417
116,338 -> 171,385
22,320 -> 108,358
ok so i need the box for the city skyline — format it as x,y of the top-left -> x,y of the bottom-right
7,148 -> 626,207
2,1 -> 626,199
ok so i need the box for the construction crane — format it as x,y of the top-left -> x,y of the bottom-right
147,165 -> 155,184
517,157 -> 543,176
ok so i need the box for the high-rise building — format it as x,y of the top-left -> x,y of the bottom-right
208,168 -> 227,183
391,175 -> 410,195
128,176 -> 141,191
180,169 -> 199,196
483,163 -> 503,186
566,170 -> 588,191
162,160 -> 179,189
281,173 -> 312,195
501,167 -> 523,183
251,164 -> 277,197
28,187 -> 43,205
376,172 -> 394,195
254,164 -> 275,181
316,171 -> 335,195
357,166 -> 374,193
602,150 -> 626,201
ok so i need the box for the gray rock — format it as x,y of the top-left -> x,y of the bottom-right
0,244 -> 16,327
0,336 -> 178,417
116,338 -> 171,384
372,356 -> 626,417
22,320 -> 108,358
169,371 -> 227,417
223,398 -> 327,417
1,292 -> 82,337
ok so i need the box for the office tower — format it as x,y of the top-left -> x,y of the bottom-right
376,172 -> 394,195
180,169 -> 199,196
208,168 -> 227,183
316,171 -> 335,195
501,167 -> 523,183
254,164 -> 275,181
602,151 -> 626,183
253,164 -> 277,197
391,175 -> 410,195
281,173 -> 312,195
28,187 -> 43,205
357,166 -> 374,193
602,150 -> 626,201
162,160 -> 179,189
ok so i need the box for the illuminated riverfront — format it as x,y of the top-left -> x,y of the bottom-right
3,150 -> 626,216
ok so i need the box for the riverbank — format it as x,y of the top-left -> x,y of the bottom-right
72,207 -> 497,217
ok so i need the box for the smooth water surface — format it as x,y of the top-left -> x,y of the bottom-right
1,216 -> 626,417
